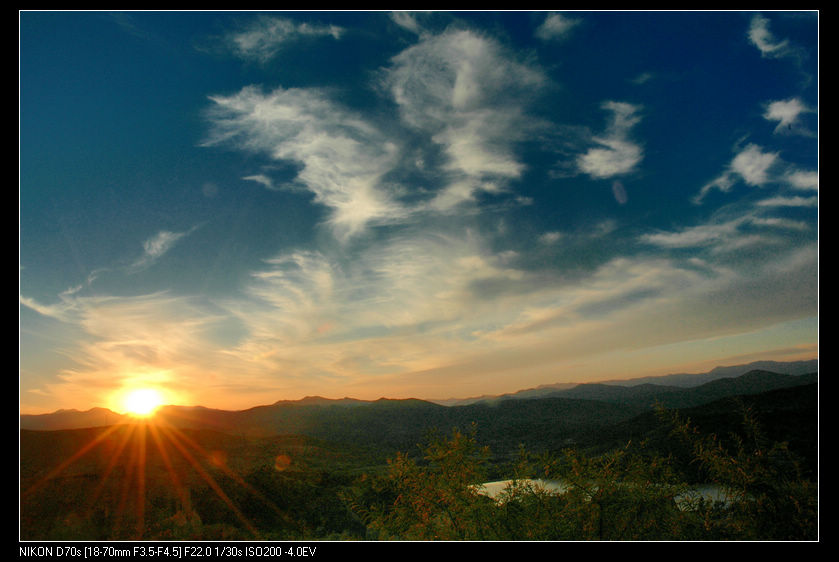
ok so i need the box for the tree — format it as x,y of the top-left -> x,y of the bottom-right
348,426 -> 694,540
538,441 -> 697,540
660,403 -> 818,540
348,425 -> 500,540
346,406 -> 817,541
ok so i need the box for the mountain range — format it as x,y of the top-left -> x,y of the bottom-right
430,358 -> 818,405
20,359 -> 818,542
21,360 -> 817,455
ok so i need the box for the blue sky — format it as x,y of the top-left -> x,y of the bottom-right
20,11 -> 818,414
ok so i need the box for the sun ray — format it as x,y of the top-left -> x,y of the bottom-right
155,418 -> 293,527
22,401 -> 302,540
147,421 -> 192,515
134,419 -> 148,537
155,422 -> 261,538
86,422 -> 140,512
22,423 -> 125,499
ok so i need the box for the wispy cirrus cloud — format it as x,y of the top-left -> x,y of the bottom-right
748,14 -> 792,59
203,86 -> 405,241
577,101 -> 644,179
755,195 -> 818,208
19,12 -> 819,414
202,25 -> 554,245
535,12 -> 581,41
230,230 -> 793,397
640,218 -> 747,250
20,290 -> 267,412
23,227 -> 817,410
207,27 -> 550,240
242,174 -> 277,190
384,29 -> 546,210
390,11 -> 428,35
208,230 -> 540,392
539,231 -> 563,245
694,144 -> 779,204
130,227 -> 197,272
20,294 -> 70,321
224,16 -> 344,63
640,203 -> 813,255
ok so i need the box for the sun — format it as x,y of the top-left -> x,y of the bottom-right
121,388 -> 165,417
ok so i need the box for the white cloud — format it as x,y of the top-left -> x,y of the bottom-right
206,28 -> 549,237
535,12 -> 580,41
131,228 -> 196,271
730,144 -> 778,185
204,86 -> 404,241
226,16 -> 343,63
577,101 -> 643,179
694,144 -> 779,203
748,14 -> 791,58
631,72 -> 654,85
475,256 -> 713,344
539,231 -> 563,245
20,294 -> 69,320
384,29 -> 545,210
784,170 -> 818,191
639,210 -> 811,252
229,226 -> 809,396
243,232 -> 529,336
20,290 -> 265,411
207,230 -> 542,390
143,231 -> 185,260
640,218 -> 744,249
749,217 -> 809,231
206,28 -> 550,235
764,98 -> 813,134
23,222 -> 818,409
578,138 -> 643,179
390,11 -> 423,34
243,174 -> 276,190
756,195 -> 818,208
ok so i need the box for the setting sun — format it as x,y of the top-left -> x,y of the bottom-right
121,388 -> 164,417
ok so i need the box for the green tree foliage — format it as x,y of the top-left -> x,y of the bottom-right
346,425 -> 499,540
348,410 -> 817,541
660,404 -> 818,540
20,400 -> 816,541
537,443 -> 697,540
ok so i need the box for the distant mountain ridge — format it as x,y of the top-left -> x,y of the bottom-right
551,370 -> 817,410
21,362 -> 817,456
431,358 -> 818,405
18,407 -> 126,431
600,359 -> 818,387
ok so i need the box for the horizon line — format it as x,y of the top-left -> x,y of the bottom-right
19,355 -> 818,417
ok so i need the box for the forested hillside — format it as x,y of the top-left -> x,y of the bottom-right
20,371 -> 818,541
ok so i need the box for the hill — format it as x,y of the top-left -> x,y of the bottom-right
20,368 -> 816,467
19,407 -> 126,431
433,358 -> 817,405
152,395 -> 641,458
19,369 -> 818,541
599,358 -> 818,387
545,370 -> 817,409
575,381 -> 818,481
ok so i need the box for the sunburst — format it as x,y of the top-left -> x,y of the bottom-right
21,405 -> 286,540
121,388 -> 165,417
